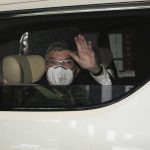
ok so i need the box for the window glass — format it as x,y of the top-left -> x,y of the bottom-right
0,8 -> 150,111
0,85 -> 134,110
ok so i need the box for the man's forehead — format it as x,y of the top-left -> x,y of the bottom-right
48,50 -> 72,59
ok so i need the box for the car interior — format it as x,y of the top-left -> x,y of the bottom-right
0,8 -> 150,110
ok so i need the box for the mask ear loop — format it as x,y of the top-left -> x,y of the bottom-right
72,66 -> 79,78
72,66 -> 78,72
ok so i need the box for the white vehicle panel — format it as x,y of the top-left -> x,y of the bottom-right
0,0 -> 148,12
0,81 -> 149,150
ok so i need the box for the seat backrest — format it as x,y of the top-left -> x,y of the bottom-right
97,47 -> 118,80
98,47 -> 113,68
2,55 -> 45,84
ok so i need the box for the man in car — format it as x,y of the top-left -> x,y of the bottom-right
43,34 -> 112,85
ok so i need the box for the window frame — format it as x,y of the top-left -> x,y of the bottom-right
0,1 -> 150,111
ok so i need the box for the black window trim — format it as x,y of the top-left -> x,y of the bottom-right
0,1 -> 150,18
0,1 -> 150,111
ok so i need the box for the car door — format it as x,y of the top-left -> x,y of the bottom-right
0,1 -> 150,150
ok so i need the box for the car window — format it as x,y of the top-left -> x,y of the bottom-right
0,3 -> 150,111
0,84 -> 134,110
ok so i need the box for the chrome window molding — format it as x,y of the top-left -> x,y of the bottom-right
0,1 -> 150,18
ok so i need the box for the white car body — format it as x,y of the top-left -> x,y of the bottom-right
0,82 -> 150,150
0,0 -> 148,11
0,0 -> 150,150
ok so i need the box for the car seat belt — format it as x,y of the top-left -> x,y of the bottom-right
34,85 -> 64,100
13,55 -> 32,83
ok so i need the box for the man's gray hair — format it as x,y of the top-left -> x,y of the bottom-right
45,41 -> 77,64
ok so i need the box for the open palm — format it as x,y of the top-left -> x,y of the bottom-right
70,35 -> 100,73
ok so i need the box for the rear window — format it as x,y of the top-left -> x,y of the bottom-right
0,3 -> 149,111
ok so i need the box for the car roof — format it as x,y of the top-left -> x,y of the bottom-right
0,0 -> 148,12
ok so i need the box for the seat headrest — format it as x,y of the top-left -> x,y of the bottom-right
2,55 -> 45,84
98,47 -> 113,68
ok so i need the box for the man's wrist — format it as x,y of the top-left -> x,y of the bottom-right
90,65 -> 103,76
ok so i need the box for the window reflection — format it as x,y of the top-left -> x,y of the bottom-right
0,85 -> 134,110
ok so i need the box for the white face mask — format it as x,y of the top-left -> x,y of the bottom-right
47,66 -> 74,85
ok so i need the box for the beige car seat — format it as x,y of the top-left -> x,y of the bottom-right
2,55 -> 45,84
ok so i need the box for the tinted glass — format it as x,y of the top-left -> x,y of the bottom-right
0,6 -> 149,111
0,85 -> 133,110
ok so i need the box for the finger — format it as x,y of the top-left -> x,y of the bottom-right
88,41 -> 93,52
78,35 -> 89,50
74,36 -> 83,52
69,52 -> 80,63
75,35 -> 88,51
